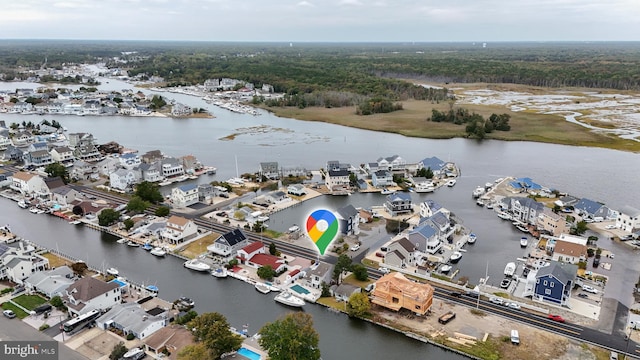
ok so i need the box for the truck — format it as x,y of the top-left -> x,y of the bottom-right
438,311 -> 456,324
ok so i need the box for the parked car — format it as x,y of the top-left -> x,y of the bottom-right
3,309 -> 16,319
505,302 -> 521,310
375,252 -> 384,257
33,303 -> 52,315
438,311 -> 456,324
582,285 -> 598,294
548,314 -> 565,323
448,291 -> 463,298
577,293 -> 589,298
350,244 -> 360,251
605,224 -> 617,230
489,296 -> 504,305
378,267 -> 390,274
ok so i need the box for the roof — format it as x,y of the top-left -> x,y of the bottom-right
427,212 -> 449,229
177,183 -> 197,192
65,277 -> 119,302
509,177 -> 542,190
423,199 -> 442,213
218,229 -> 247,246
393,237 -> 416,252
410,223 -> 437,239
337,204 -> 358,219
12,171 -> 35,182
44,177 -> 66,190
97,302 -> 164,335
374,170 -> 390,177
308,262 -> 332,277
557,234 -> 588,246
143,324 -> 194,357
387,193 -> 411,202
334,283 -> 360,297
620,205 -> 640,217
419,156 -> 445,170
249,253 -> 284,269
241,241 -> 264,254
328,169 -> 349,177
53,146 -> 72,153
260,162 -> 278,171
553,239 -> 587,257
373,272 -> 434,301
536,262 -> 577,285
167,215 -> 189,227
574,198 -> 604,215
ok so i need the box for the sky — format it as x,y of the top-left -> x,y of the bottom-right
1,0 -> 639,42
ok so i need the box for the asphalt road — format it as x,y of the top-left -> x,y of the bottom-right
0,316 -> 89,360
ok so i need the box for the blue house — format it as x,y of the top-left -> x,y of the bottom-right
509,177 -> 542,192
573,198 -> 609,219
533,262 -> 577,306
418,156 -> 446,175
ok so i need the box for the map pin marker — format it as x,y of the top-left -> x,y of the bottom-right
305,209 -> 339,255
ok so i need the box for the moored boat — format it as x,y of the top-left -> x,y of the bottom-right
449,251 -> 463,263
500,278 -> 512,289
106,267 -> 119,276
126,241 -> 140,247
472,187 -> 485,198
467,233 -> 477,244
380,187 -> 396,195
415,183 -> 435,193
184,259 -> 211,272
520,237 -> 529,248
497,211 -> 512,220
504,262 -> 516,277
274,291 -> 305,308
145,285 -> 159,296
150,247 -> 166,257
211,267 -> 228,278
440,264 -> 452,273
515,224 -> 529,233
141,243 -> 153,251
122,347 -> 145,360
255,282 -> 271,294
476,199 -> 484,207
116,238 -> 127,244
17,200 -> 29,209
446,179 -> 457,187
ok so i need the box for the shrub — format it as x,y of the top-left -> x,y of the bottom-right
126,333 -> 135,341
39,324 -> 50,331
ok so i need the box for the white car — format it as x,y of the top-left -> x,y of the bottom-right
605,224 -> 617,230
582,285 -> 598,294
489,296 -> 504,305
378,267 -> 390,274
350,244 -> 360,251
505,302 -> 521,310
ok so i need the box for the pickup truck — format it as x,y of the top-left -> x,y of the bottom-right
438,311 -> 456,324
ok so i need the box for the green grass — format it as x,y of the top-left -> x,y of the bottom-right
1,302 -> 30,319
12,294 -> 47,310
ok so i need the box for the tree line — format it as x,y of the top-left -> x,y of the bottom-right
429,108 -> 511,139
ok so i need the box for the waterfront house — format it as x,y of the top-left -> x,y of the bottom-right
10,171 -> 48,197
365,162 -> 379,174
333,283 -> 361,302
307,262 -> 333,289
139,162 -> 163,183
236,241 -> 265,264
171,103 -> 192,116
281,165 -> 308,178
508,177 -> 542,193
63,277 -> 120,316
96,157 -> 120,177
197,184 -> 214,203
13,131 -> 34,146
416,156 -> 446,176
24,266 -> 75,298
207,229 -> 250,260
71,160 -> 100,181
259,162 -> 280,180
24,149 -> 54,167
554,195 -> 579,208
142,150 -> 164,164
384,193 -> 413,217
171,184 -> 199,208
246,253 -> 287,273
161,158 -> 185,178
144,324 -> 194,359
325,168 -> 350,193
419,200 -> 450,219
287,184 -> 306,196
109,168 -> 142,191
502,196 -> 545,225
3,145 -> 24,161
537,208 -> 570,236
406,222 -> 442,260
119,152 -> 141,170
96,302 -> 167,340
160,216 -> 198,245
265,190 -> 290,205
180,155 -> 200,174
545,234 -> 587,264
372,170 -> 394,188
617,205 -> 640,233
336,204 -> 360,236
574,198 -> 610,220
371,272 -> 434,316
0,242 -> 50,285
50,146 -> 75,166
0,129 -> 12,150
384,238 -> 414,268
68,132 -> 97,148
44,176 -> 66,193
421,213 -> 453,243
377,155 -> 406,171
533,262 -> 577,306
51,186 -> 80,207
73,144 -> 103,162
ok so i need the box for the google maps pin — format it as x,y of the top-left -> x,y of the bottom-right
305,209 -> 339,255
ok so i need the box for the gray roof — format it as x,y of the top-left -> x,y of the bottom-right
6,257 -> 28,269
620,205 -> 640,217
337,204 -> 358,220
536,262 -> 577,286
308,262 -> 332,278
574,198 -> 604,216
334,283 -> 360,297
393,237 -> 415,252
97,302 -> 164,334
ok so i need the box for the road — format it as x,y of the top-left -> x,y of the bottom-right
0,317 -> 89,360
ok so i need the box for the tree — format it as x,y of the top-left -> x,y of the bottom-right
333,254 -> 352,283
320,282 -> 331,297
98,208 -> 121,226
269,242 -> 277,256
123,219 -> 135,231
351,264 -> 368,281
44,162 -> 69,184
574,221 -> 588,235
175,310 -> 198,325
109,342 -> 128,360
347,292 -> 371,318
155,206 -> 171,217
50,295 -> 65,310
177,344 -> 212,360
71,262 -> 88,276
259,312 -> 321,360
126,196 -> 150,214
187,312 -> 243,359
134,181 -> 163,204
257,265 -> 276,281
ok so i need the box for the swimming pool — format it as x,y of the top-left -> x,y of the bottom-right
237,347 -> 261,360
290,284 -> 310,295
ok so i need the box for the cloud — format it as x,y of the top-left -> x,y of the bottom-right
297,1 -> 314,7
339,0 -> 363,5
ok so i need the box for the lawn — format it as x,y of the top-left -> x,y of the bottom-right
13,294 -> 47,310
316,296 -> 347,312
42,252 -> 74,268
1,302 -> 30,319
342,274 -> 372,289
179,233 -> 220,259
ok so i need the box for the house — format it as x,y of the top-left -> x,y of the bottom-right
419,200 -> 450,219
502,197 -> 545,225
307,262 -> 333,289
50,146 -> 75,165
139,162 -> 163,182
160,216 -> 198,245
417,156 -> 446,176
10,171 -> 49,197
265,190 -> 290,204
377,155 -> 406,171
171,103 -> 192,116
508,177 -> 542,193
24,149 -> 53,167
336,204 -> 360,236
109,168 -> 141,191
537,208 -> 570,236
574,198 -> 609,219
545,234 -> 588,264
325,169 -> 350,193
384,238 -> 414,268
96,302 -> 167,339
119,153 -> 141,169
617,205 -> 640,233
161,158 -> 185,178
259,162 -> 279,180
333,283 -> 361,302
51,186 -> 80,206
197,184 -> 214,203
207,229 -> 250,260
246,253 -> 287,273
13,131 -> 34,146
3,144 -> 23,161
384,193 -> 413,217
406,222 -> 442,261
95,157 -> 120,177
421,213 -> 453,243
236,241 -> 265,263
554,195 -> 579,208
372,170 -> 394,188
24,266 -> 75,298
144,324 -> 194,360
142,150 -> 164,164
171,184 -> 199,208
71,160 -> 99,181
0,242 -> 50,285
0,129 -> 12,150
287,184 -> 306,196
533,262 -> 577,306
365,162 -> 379,173
63,277 -> 121,316
180,155 -> 200,174
371,272 -> 434,316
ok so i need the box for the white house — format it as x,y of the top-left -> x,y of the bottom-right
24,266 -> 75,298
96,302 -> 167,340
377,155 -> 406,171
371,170 -> 394,188
0,129 -> 12,150
71,160 -> 100,181
160,216 -> 198,244
207,229 -> 249,260
109,168 -> 142,191
419,200 -> 450,219
171,184 -> 199,208
336,204 -> 360,236
325,169 -> 350,192
63,277 -> 121,316
236,241 -> 266,263
307,262 -> 333,289
119,153 -> 142,170
617,205 -> 640,233
96,157 -> 121,177
51,186 -> 80,206
545,234 -> 588,264
287,184 -> 306,196
50,146 -> 75,165
10,171 -> 49,197
161,158 -> 184,178
139,163 -> 164,183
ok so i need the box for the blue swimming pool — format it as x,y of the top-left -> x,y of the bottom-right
237,347 -> 261,360
290,284 -> 310,295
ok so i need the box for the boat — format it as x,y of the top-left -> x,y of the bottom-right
141,243 -> 153,251
467,233 -> 477,244
476,199 -> 484,207
183,259 -> 211,272
211,267 -> 228,278
380,188 -> 396,195
504,262 -> 516,277
515,224 -> 529,233
449,251 -> 463,263
485,182 -> 493,189
29,207 -> 41,214
415,183 -> 435,193
122,347 -> 146,360
150,247 -> 166,257
497,212 -> 512,220
206,167 -> 217,175
440,264 -> 452,273
17,200 -> 29,209
485,202 -> 494,210
146,285 -> 159,296
500,278 -> 512,289
106,267 -> 119,276
255,282 -> 271,294
116,238 -> 127,244
126,241 -> 140,247
472,187 -> 485,198
177,296 -> 195,308
288,225 -> 300,233
520,237 -> 529,248
274,291 -> 305,308
69,220 -> 82,225
446,179 -> 457,187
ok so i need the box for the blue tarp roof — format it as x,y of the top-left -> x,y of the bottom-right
510,177 -> 542,190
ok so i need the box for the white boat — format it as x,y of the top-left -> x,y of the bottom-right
449,251 -> 462,263
206,167 -> 217,175
177,296 -> 195,308
116,238 -> 127,244
520,237 -> 528,248
69,220 -> 82,225
17,200 -> 29,209
497,212 -> 512,220
211,267 -> 228,278
446,179 -> 457,187
274,291 -> 305,308
504,262 -> 516,277
485,203 -> 494,210
126,241 -> 140,247
380,188 -> 396,195
515,224 -> 529,233
106,267 -> 119,276
184,259 -> 211,272
288,225 -> 300,233
472,187 -> 485,198
440,264 -> 452,273
227,177 -> 245,185
476,199 -> 484,207
150,247 -> 166,257
415,183 -> 435,193
467,233 -> 477,244
255,282 -> 271,294
485,182 -> 493,189
500,278 -> 512,289
29,207 -> 40,214
122,347 -> 145,360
